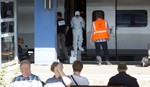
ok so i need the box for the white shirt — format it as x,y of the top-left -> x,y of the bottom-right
69,75 -> 90,85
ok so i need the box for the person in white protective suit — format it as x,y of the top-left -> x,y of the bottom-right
71,11 -> 85,52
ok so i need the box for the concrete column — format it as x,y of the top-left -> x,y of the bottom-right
34,0 -> 57,64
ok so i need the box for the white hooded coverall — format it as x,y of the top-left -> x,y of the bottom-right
71,11 -> 85,51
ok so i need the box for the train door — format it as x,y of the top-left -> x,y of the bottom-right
86,0 -> 116,58
64,0 -> 86,47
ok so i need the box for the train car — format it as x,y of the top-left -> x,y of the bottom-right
86,0 -> 150,60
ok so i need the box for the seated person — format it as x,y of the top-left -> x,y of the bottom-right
10,60 -> 43,87
107,61 -> 139,87
44,62 -> 72,87
18,37 -> 28,62
69,60 -> 90,85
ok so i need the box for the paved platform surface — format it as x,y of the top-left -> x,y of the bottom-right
4,61 -> 150,87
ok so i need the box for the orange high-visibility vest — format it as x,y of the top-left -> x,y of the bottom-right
92,19 -> 109,41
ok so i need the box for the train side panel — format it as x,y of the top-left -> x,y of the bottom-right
86,0 -> 150,58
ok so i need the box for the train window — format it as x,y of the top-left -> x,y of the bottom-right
92,11 -> 104,21
117,10 -> 147,27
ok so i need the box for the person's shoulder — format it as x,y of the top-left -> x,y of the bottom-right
127,74 -> 137,80
109,73 -> 119,79
72,75 -> 88,80
12,75 -> 23,82
81,76 -> 89,83
30,74 -> 41,80
45,77 -> 55,83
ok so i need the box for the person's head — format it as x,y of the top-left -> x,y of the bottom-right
20,60 -> 31,77
75,11 -> 80,17
80,11 -> 84,17
57,12 -> 62,19
95,12 -> 103,19
117,61 -> 128,72
51,62 -> 59,72
18,37 -> 24,45
51,62 -> 63,77
72,60 -> 83,72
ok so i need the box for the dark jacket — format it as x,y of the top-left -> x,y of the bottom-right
108,72 -> 139,87
18,44 -> 28,61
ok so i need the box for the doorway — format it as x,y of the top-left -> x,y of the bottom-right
64,0 -> 86,50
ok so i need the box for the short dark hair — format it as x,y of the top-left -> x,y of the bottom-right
57,12 -> 62,18
118,61 -> 127,70
95,12 -> 103,19
72,60 -> 83,72
51,62 -> 59,72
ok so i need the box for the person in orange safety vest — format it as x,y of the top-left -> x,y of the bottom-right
90,13 -> 112,65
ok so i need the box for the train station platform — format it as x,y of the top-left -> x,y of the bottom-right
4,61 -> 150,87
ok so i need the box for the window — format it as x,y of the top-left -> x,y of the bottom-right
1,1 -> 15,63
117,10 -> 147,27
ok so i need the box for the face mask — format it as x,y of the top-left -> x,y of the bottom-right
75,15 -> 79,18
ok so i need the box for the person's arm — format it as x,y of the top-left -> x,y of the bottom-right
70,17 -> 74,29
57,63 -> 72,87
106,20 -> 110,41
65,26 -> 69,34
89,23 -> 94,46
89,32 -> 93,44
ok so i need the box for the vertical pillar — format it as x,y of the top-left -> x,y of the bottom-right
34,0 -> 57,64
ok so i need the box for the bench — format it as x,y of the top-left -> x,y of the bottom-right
71,85 -> 126,87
